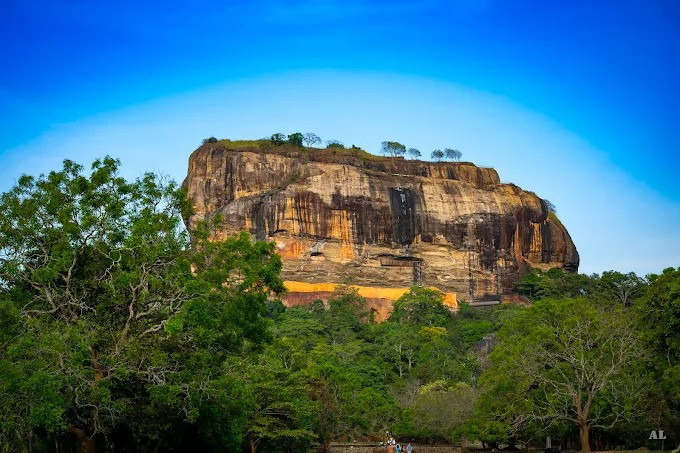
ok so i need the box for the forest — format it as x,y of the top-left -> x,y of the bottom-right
0,158 -> 678,453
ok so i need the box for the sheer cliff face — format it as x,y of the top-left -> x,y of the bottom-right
183,144 -> 579,301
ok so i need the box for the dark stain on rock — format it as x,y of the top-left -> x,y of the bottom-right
293,191 -> 331,239
388,188 -> 419,245
540,221 -> 554,263
251,198 -> 266,240
331,192 -> 393,244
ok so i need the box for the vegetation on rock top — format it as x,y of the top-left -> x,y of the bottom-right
199,134 -> 469,165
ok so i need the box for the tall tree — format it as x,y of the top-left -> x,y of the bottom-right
479,298 -> 650,453
636,267 -> 680,434
598,271 -> 646,307
0,158 -> 285,451
381,141 -> 407,158
303,133 -> 321,148
431,149 -> 444,161
287,132 -> 304,147
376,322 -> 420,377
444,148 -> 462,161
270,133 -> 286,145
407,148 -> 422,159
241,352 -> 315,453
409,381 -> 477,443
390,286 -> 451,327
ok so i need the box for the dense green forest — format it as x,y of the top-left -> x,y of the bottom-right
0,159 -> 678,452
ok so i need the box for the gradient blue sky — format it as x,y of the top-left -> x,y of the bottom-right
1,0 -> 679,275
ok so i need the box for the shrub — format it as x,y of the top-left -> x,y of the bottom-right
270,133 -> 286,145
287,132 -> 304,147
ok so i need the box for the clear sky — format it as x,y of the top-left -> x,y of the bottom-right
1,0 -> 679,275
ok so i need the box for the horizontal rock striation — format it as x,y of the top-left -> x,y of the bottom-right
183,143 -> 579,302
282,281 -> 457,321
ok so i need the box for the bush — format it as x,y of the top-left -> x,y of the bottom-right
270,133 -> 286,145
202,136 -> 218,144
287,132 -> 304,147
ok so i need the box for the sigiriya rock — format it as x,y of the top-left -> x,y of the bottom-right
183,140 -> 579,318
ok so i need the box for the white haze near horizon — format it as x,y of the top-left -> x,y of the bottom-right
1,71 -> 678,276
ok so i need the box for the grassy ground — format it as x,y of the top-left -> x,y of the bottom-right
216,138 -> 383,160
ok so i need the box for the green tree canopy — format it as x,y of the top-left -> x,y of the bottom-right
478,298 -> 650,453
444,148 -> 462,161
407,148 -> 421,159
325,140 -> 344,149
287,132 -> 304,147
302,132 -> 321,148
0,158 -> 284,452
390,286 -> 451,326
270,133 -> 286,145
431,149 -> 444,161
636,268 -> 680,414
381,141 -> 407,158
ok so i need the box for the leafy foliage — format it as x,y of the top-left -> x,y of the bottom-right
287,132 -> 304,147
636,267 -> 680,430
325,140 -> 344,149
515,268 -> 648,308
270,133 -> 287,145
302,132 -> 321,148
544,199 -> 557,213
444,148 -> 462,161
1,158 -> 678,452
381,141 -> 407,158
431,149 -> 444,161
476,298 -> 653,452
407,148 -> 421,159
0,158 -> 283,451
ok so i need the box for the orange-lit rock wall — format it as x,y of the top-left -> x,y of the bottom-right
282,280 -> 457,321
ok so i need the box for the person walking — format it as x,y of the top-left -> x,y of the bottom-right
396,444 -> 401,453
407,443 -> 413,453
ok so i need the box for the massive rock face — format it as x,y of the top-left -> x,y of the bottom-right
183,143 -> 579,306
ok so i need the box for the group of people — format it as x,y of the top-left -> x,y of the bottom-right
384,431 -> 413,453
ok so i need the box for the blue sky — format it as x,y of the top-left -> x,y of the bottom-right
1,0 -> 679,275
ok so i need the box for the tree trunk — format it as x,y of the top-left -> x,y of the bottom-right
579,422 -> 591,453
82,438 -> 96,453
68,427 -> 96,453
249,436 -> 257,453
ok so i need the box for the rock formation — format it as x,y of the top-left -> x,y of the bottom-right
183,141 -> 578,316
